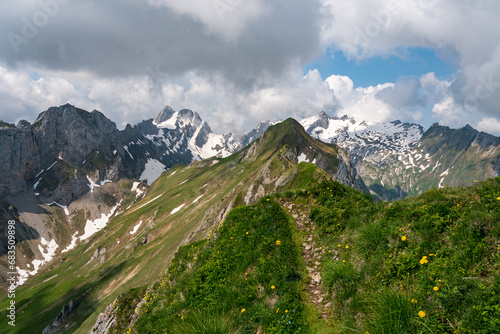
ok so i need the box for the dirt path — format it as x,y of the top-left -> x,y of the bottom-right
278,199 -> 330,319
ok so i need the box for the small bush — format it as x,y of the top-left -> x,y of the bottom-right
357,219 -> 388,257
171,308 -> 237,334
364,289 -> 415,334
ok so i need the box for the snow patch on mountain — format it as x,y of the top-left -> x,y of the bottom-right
130,221 -> 142,235
304,114 -> 370,141
62,232 -> 79,253
154,110 -> 179,129
193,194 -> 204,203
45,201 -> 70,216
189,132 -> 232,160
171,204 -> 185,215
46,160 -> 58,171
124,145 -> 133,159
129,194 -> 164,214
80,202 -> 121,241
17,238 -> 59,285
131,181 -> 145,198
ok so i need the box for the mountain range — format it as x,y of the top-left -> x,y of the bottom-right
1,104 -> 500,333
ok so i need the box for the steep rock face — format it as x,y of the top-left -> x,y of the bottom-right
32,105 -> 119,168
89,299 -> 118,334
0,121 -> 40,196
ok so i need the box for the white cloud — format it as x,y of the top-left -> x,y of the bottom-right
476,117 -> 500,136
432,96 -> 468,128
0,65 -> 81,121
325,74 -> 394,123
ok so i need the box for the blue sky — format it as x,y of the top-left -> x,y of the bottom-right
304,48 -> 458,89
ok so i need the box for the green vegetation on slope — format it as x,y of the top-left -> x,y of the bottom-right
128,198 -> 307,333
115,176 -> 500,333
308,177 -> 500,333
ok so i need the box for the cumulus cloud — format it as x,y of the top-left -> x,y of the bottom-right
476,117 -> 500,136
325,75 -> 394,123
376,77 -> 423,115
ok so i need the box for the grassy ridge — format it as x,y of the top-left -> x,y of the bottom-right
129,198 -> 307,333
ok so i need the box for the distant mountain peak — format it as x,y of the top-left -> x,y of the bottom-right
463,124 -> 478,133
154,105 -> 176,124
153,106 -> 178,129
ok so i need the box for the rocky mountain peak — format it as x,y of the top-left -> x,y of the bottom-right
463,124 -> 478,133
153,107 -> 204,131
16,120 -> 31,130
177,109 -> 203,128
154,105 -> 176,125
248,118 -> 368,193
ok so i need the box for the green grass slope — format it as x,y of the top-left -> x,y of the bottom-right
130,198 -> 307,333
309,177 -> 500,332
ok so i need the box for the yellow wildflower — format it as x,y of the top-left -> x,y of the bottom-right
271,285 -> 275,289
276,308 -> 280,313
285,310 -> 288,313
276,240 -> 281,245
241,309 -> 246,313
433,287 -> 439,291
401,236 -> 407,241
418,311 -> 426,318
345,245 -> 349,249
